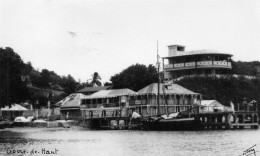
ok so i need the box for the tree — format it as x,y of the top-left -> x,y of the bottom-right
90,72 -> 102,87
61,75 -> 78,94
177,76 -> 260,112
104,82 -> 112,86
0,47 -> 30,107
110,64 -> 158,91
231,61 -> 260,76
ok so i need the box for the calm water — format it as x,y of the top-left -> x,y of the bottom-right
0,127 -> 259,156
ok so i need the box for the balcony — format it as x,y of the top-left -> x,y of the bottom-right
197,61 -> 212,66
164,61 -> 232,70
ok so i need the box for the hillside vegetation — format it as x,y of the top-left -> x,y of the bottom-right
177,76 -> 260,110
0,47 -> 83,108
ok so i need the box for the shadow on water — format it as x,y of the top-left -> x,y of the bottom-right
0,131 -> 28,143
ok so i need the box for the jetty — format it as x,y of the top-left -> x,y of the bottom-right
197,104 -> 258,130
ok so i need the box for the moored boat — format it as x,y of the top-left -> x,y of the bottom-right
142,115 -> 201,131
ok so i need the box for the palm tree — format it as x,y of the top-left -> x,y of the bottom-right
90,72 -> 102,87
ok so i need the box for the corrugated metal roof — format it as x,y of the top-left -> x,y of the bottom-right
137,83 -> 199,95
60,93 -> 89,108
85,89 -> 137,98
77,86 -> 111,93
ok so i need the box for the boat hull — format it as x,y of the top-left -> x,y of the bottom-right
143,118 -> 202,131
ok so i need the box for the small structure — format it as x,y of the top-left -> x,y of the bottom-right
199,100 -> 232,113
197,100 -> 258,130
59,93 -> 89,120
77,86 -> 111,95
0,104 -> 28,120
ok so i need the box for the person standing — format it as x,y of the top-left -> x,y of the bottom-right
65,112 -> 69,121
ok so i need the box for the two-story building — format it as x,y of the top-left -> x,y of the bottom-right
162,45 -> 233,80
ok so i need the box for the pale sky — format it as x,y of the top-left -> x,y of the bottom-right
1,0 -> 260,83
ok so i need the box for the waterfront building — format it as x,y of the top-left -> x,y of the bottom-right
0,104 -> 28,120
162,45 -> 233,80
135,83 -> 201,116
58,86 -> 111,120
81,83 -> 201,119
59,93 -> 89,120
199,100 -> 232,113
80,89 -> 137,119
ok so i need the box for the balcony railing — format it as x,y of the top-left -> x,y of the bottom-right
174,63 -> 184,68
185,62 -> 196,67
197,61 -> 212,66
213,61 -> 228,66
164,61 -> 232,70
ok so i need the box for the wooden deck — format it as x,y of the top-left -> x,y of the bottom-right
197,110 -> 259,130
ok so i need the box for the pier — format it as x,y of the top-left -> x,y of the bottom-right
197,106 -> 259,130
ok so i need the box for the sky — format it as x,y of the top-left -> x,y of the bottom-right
1,0 -> 260,83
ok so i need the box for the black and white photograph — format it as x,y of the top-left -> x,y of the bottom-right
0,0 -> 260,155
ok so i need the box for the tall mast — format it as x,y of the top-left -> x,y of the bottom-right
157,40 -> 160,116
7,53 -> 10,107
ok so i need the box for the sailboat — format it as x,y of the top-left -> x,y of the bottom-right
142,108 -> 202,131
141,42 -> 202,131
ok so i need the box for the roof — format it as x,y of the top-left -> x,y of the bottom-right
168,45 -> 185,47
163,49 -> 233,58
1,104 -> 28,111
201,100 -> 223,107
85,89 -> 137,99
59,93 -> 89,108
77,86 -> 111,93
137,83 -> 199,95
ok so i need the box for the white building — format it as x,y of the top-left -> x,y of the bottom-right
199,100 -> 232,113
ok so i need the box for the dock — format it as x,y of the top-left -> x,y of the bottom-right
81,106 -> 259,130
197,110 -> 259,130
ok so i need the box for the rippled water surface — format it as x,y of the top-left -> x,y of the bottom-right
0,127 -> 259,156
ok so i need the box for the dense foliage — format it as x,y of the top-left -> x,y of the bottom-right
0,47 -> 86,107
110,64 -> 158,91
177,76 -> 260,110
0,48 -> 30,107
231,61 -> 260,76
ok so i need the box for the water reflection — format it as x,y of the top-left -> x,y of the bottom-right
0,127 -> 259,156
